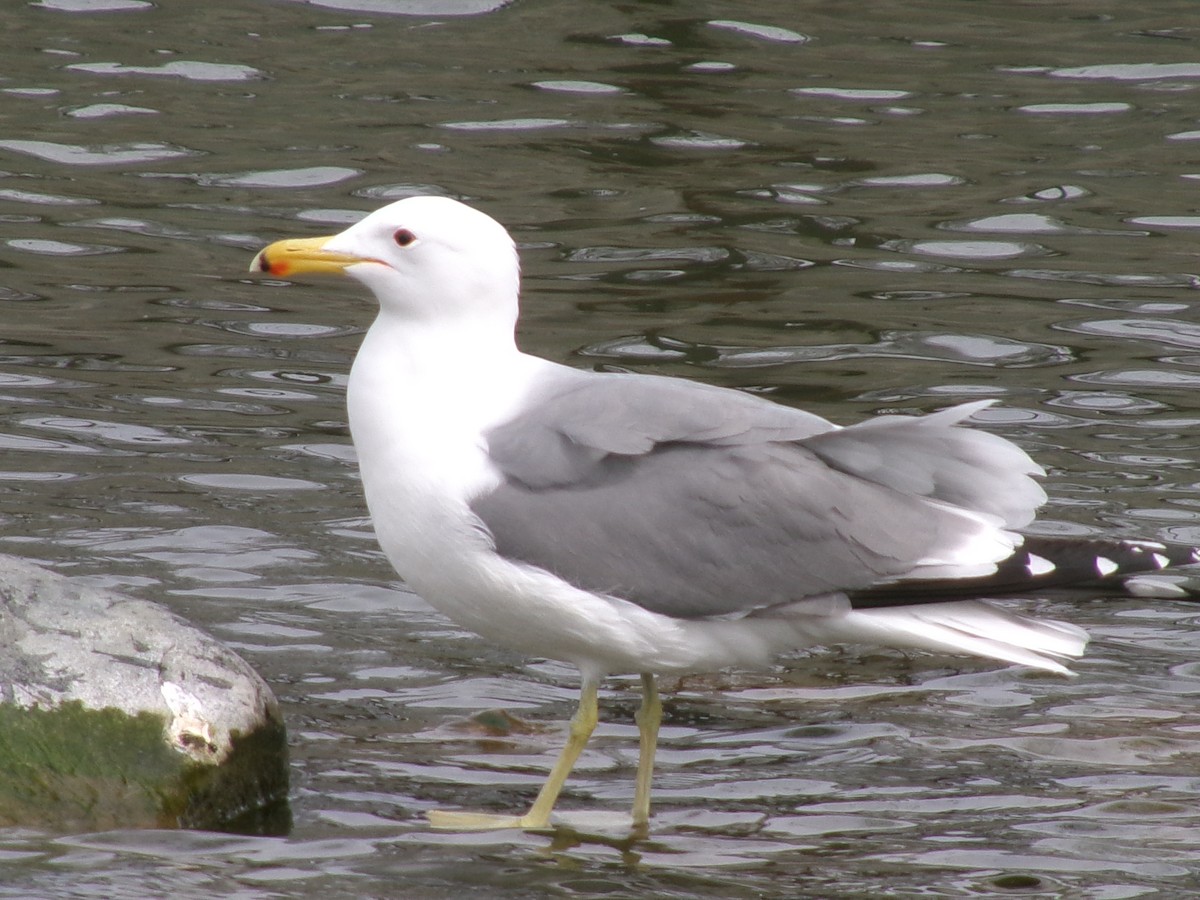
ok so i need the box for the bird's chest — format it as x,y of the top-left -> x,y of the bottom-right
348,376 -> 497,509
344,351 -> 525,575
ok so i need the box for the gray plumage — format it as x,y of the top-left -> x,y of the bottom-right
472,369 -> 1046,619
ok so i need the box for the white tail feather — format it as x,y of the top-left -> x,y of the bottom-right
826,600 -> 1089,674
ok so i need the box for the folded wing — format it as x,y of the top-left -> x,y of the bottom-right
472,370 -> 1045,619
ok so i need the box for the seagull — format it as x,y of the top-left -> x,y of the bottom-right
251,196 -> 1197,831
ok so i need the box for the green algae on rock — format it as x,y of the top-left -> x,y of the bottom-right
0,555 -> 289,832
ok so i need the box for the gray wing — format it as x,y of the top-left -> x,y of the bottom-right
471,370 -> 1046,619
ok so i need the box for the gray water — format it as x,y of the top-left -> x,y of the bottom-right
4,0 -> 1200,896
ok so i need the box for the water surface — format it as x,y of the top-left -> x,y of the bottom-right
3,1 -> 1200,896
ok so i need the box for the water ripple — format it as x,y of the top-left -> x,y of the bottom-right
34,0 -> 151,10
793,87 -> 913,101
1002,184 -> 1091,203
852,173 -> 966,188
5,238 -> 122,256
1018,102 -> 1132,115
1049,63 -> 1200,81
881,239 -> 1053,260
65,103 -> 158,119
708,20 -> 810,44
0,139 -> 198,166
579,331 -> 1072,369
21,415 -> 187,446
179,473 -> 323,492
1057,318 -> 1200,351
440,118 -> 572,131
1126,215 -> 1200,230
66,60 -> 262,82
1006,269 -> 1200,289
650,131 -> 751,150
939,213 -> 1139,236
198,167 -> 363,189
292,0 -> 513,14
531,80 -> 624,95
567,246 -> 730,264
1072,369 -> 1200,389
0,188 -> 98,205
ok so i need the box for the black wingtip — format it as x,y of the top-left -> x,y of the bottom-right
851,537 -> 1200,609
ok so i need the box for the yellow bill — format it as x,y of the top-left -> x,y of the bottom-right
250,236 -> 376,278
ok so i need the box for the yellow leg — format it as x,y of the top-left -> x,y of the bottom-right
428,676 -> 600,831
631,672 -> 660,827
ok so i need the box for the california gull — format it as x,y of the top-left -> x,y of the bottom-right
251,196 -> 1197,831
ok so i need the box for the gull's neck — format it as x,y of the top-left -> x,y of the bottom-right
356,303 -> 521,378
346,305 -> 542,496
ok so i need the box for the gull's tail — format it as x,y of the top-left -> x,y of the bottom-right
822,536 -> 1200,674
838,599 -> 1090,674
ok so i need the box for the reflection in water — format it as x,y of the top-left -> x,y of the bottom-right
3,0 -> 1200,896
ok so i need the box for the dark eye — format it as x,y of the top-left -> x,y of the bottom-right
393,228 -> 416,247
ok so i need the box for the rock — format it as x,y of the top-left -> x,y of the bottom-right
0,554 -> 289,832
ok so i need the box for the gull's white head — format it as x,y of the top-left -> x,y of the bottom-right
251,196 -> 520,328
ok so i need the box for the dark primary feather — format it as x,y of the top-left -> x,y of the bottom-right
472,371 -> 1046,619
851,536 -> 1200,608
